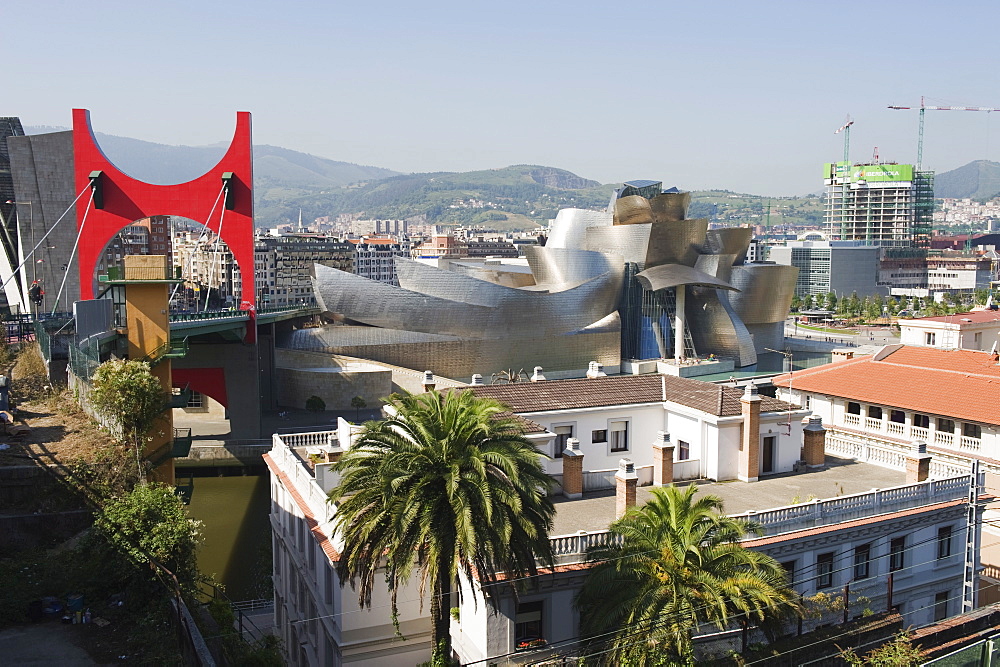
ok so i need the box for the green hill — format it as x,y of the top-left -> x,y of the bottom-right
933,159 -> 1000,200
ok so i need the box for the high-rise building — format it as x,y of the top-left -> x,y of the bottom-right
823,161 -> 933,248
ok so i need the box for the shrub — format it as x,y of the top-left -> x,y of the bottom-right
305,395 -> 326,412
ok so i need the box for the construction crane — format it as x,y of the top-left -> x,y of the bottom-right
834,115 -> 854,163
888,96 -> 1000,169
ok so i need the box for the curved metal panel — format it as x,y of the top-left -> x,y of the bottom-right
649,192 -> 690,223
584,224 -> 653,268
524,246 -> 624,288
729,263 -> 799,325
635,264 -> 737,292
705,227 -> 752,263
687,285 -> 758,367
644,219 -> 708,268
613,195 -> 654,225
546,208 -> 612,249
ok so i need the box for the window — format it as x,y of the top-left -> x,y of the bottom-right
868,406 -> 883,420
937,526 -> 952,559
963,423 -> 982,439
890,410 -> 905,424
817,553 -> 834,589
592,429 -> 607,443
781,560 -> 795,583
974,332 -> 983,349
934,592 -> 949,621
914,414 -> 930,429
847,402 -> 861,415
804,395 -> 811,409
553,425 -> 573,459
890,536 -> 905,572
678,440 -> 690,461
609,421 -> 629,453
515,600 -> 543,642
853,544 -> 871,580
937,418 -> 955,434
186,391 -> 204,409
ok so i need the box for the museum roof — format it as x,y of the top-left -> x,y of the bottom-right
467,373 -> 794,417
772,345 -> 1000,426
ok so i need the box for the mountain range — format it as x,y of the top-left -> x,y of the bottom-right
24,125 -> 996,228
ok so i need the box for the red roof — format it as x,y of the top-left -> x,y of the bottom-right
773,346 -> 1000,426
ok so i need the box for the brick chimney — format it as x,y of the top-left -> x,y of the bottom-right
652,431 -> 674,487
615,458 -> 639,519
561,437 -> 583,499
422,370 -> 435,392
906,441 -> 932,483
738,382 -> 761,483
802,415 -> 826,468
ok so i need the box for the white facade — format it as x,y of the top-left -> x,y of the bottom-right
349,238 -> 411,286
522,399 -> 807,488
899,312 -> 1000,352
267,418 -> 984,665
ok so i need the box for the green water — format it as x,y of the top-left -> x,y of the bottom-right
184,474 -> 272,601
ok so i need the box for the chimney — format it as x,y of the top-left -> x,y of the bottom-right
422,370 -> 436,393
802,415 -> 826,468
470,373 -> 484,386
738,382 -> 761,482
531,366 -> 546,382
586,362 -> 607,379
561,438 -> 583,499
615,458 -> 639,519
652,431 -> 674,486
906,441 -> 932,483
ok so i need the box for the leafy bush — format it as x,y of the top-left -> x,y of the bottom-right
305,395 -> 326,412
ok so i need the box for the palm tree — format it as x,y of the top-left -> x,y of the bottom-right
575,484 -> 798,665
330,389 -> 555,662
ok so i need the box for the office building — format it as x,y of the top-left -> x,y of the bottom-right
823,162 -> 933,248
768,240 -> 884,297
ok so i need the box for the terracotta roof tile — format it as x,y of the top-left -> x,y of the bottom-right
263,453 -> 341,563
466,374 -> 793,417
773,346 -> 1000,426
906,310 -> 1000,324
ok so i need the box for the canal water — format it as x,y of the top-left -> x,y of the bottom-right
184,474 -> 272,601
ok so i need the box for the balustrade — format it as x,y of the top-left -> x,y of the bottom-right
959,436 -> 981,451
910,425 -> 929,441
865,417 -> 883,432
934,431 -> 955,447
844,413 -> 861,427
886,422 -> 905,436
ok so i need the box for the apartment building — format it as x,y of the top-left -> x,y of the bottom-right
898,310 -> 1000,352
266,372 -> 985,664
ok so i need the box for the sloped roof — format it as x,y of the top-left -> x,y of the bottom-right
467,374 -> 793,417
772,346 -> 1000,426
902,310 -> 1000,325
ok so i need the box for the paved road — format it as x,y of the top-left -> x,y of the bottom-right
0,625 -> 104,665
783,318 -> 900,348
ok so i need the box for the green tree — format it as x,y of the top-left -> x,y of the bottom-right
841,631 -> 922,666
790,295 -> 802,312
350,395 -> 367,422
575,485 -> 798,665
826,291 -> 838,313
89,359 -> 167,478
331,390 -> 555,662
802,294 -> 814,310
93,482 -> 202,590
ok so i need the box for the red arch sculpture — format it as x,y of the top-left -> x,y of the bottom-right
72,108 -> 255,308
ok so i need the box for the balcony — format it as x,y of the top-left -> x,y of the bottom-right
960,436 -> 982,452
844,413 -> 861,427
886,421 -> 905,436
935,431 -> 955,447
865,417 -> 883,432
911,426 -> 929,441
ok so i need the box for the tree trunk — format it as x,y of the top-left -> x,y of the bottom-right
430,556 -> 453,663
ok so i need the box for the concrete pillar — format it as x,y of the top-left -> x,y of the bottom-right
652,431 -> 674,487
739,382 -> 761,483
674,285 -> 686,363
615,458 -> 639,519
802,415 -> 827,468
561,438 -> 583,499
906,441 -> 932,483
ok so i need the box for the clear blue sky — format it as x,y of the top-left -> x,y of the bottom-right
8,0 -> 1000,195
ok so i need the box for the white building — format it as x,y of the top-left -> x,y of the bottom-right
266,413 -> 984,665
347,237 -> 411,286
898,310 -> 1000,352
467,373 -> 809,485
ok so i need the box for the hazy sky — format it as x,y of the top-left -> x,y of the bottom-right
8,0 -> 1000,195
